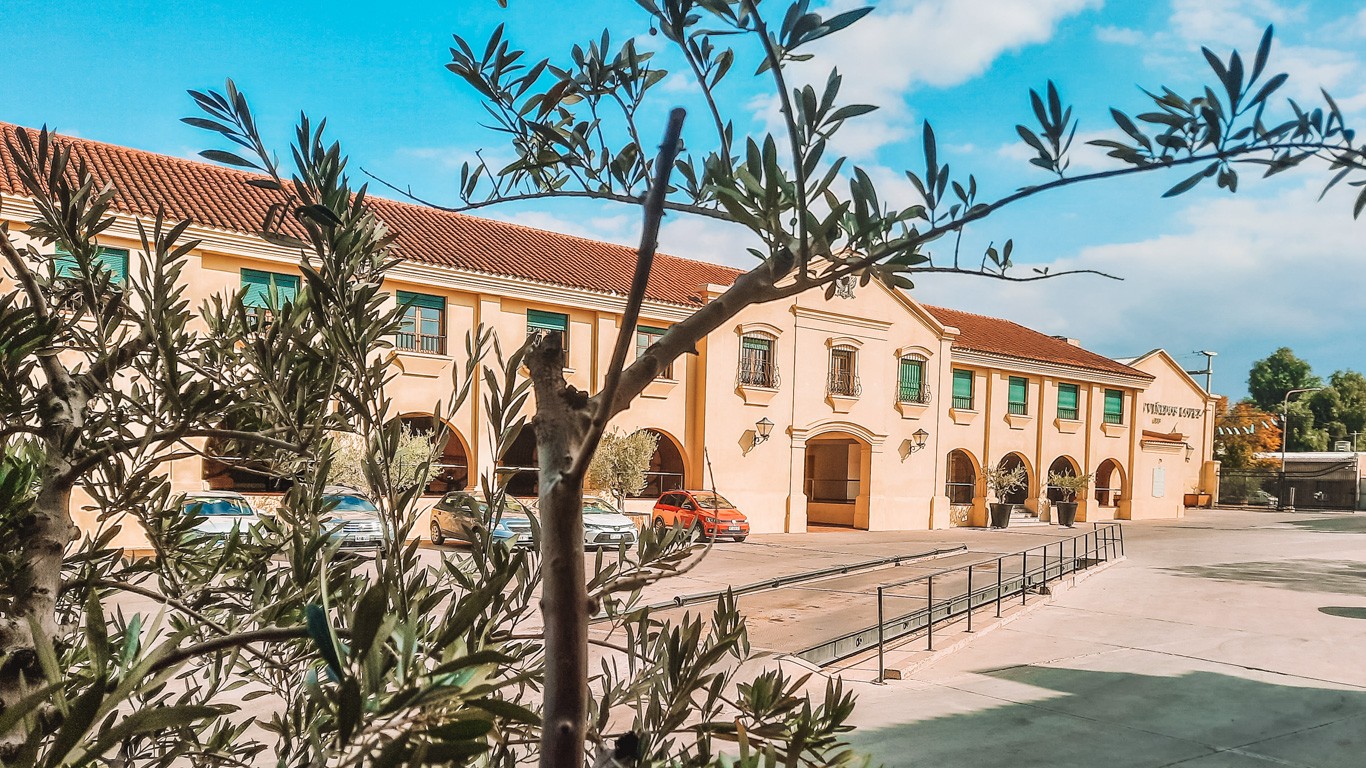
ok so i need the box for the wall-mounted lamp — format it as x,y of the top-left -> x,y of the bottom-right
900,428 -> 930,460
1184,442 -> 1194,463
753,417 -> 775,446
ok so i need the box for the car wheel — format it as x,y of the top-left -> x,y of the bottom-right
690,523 -> 708,542
734,536 -> 747,543
653,517 -> 667,534
429,520 -> 445,546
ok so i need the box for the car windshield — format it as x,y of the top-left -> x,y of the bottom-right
327,495 -> 379,513
690,492 -> 734,509
456,496 -> 529,516
184,498 -> 253,517
583,500 -> 618,515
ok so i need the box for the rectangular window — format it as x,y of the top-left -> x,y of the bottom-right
898,357 -> 926,403
396,290 -> 446,355
55,246 -> 130,284
952,369 -> 974,410
738,334 -> 777,388
635,325 -> 674,380
241,268 -> 299,324
527,309 -> 569,355
1057,383 -> 1079,420
828,347 -> 859,397
1007,376 -> 1028,415
1104,389 -> 1125,425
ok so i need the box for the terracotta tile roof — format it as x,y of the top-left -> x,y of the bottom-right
923,304 -> 1152,380
0,122 -> 743,307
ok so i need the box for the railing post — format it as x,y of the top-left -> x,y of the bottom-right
926,574 -> 934,651
1021,550 -> 1028,605
1119,524 -> 1125,556
996,556 -> 1003,618
1042,544 -> 1048,588
1058,540 -> 1065,578
876,586 -> 885,684
966,565 -> 974,633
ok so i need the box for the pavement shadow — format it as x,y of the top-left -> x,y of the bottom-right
1161,559 -> 1366,596
1319,606 -> 1366,620
1281,516 -> 1366,534
849,666 -> 1366,768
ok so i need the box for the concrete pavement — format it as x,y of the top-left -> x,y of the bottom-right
840,509 -> 1366,768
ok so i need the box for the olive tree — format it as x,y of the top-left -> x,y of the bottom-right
354,4 -> 1363,765
585,428 -> 660,511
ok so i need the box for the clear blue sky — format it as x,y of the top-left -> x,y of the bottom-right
3,0 -> 1363,398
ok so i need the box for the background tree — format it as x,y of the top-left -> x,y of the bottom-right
327,422 -> 438,495
585,428 -> 659,511
1214,398 -> 1282,469
1306,370 -> 1366,449
1247,347 -> 1320,411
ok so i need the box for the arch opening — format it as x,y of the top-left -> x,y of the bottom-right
946,449 -> 979,505
628,429 -> 687,499
498,428 -> 539,497
399,415 -> 469,495
1094,458 -> 1125,508
1045,456 -> 1081,503
997,452 -> 1032,505
804,430 -> 872,530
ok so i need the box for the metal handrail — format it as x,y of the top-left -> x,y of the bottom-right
737,359 -> 780,389
827,369 -> 862,397
794,522 -> 1125,671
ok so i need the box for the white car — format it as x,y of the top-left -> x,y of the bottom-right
180,491 -> 260,536
581,497 -> 639,548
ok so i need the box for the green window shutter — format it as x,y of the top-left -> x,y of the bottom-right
1104,389 -> 1124,423
1008,377 -> 1027,405
396,290 -> 444,312
241,269 -> 298,308
1057,383 -> 1079,416
952,369 -> 973,400
54,246 -> 128,284
899,358 -> 923,400
527,309 -> 568,331
742,335 -> 771,352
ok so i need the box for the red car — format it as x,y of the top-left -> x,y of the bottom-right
651,490 -> 749,542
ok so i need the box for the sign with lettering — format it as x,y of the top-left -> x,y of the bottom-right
1143,402 -> 1204,419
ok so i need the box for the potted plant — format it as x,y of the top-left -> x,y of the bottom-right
1047,471 -> 1093,528
984,463 -> 1028,529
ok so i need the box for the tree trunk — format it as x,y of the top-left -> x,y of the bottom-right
0,469 -> 76,754
527,342 -> 593,768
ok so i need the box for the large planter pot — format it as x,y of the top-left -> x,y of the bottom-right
989,503 -> 1013,529
1055,501 -> 1078,528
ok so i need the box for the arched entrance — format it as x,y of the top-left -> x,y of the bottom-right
630,429 -> 687,499
996,452 -> 1033,505
202,433 -> 292,492
1045,456 -> 1081,503
804,431 -> 872,530
946,449 -> 982,526
1094,458 -> 1125,509
498,428 -> 539,497
399,414 -> 470,495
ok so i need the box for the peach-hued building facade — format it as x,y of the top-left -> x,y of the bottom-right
0,124 -> 1219,546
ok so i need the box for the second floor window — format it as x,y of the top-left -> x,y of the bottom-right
55,246 -> 129,285
898,355 -> 928,403
952,369 -> 974,410
635,325 -> 674,380
1008,376 -> 1028,415
828,346 -> 860,397
738,333 -> 778,388
527,309 -> 569,355
1057,382 -> 1079,420
1104,389 -> 1125,424
397,290 -> 445,355
241,268 -> 299,324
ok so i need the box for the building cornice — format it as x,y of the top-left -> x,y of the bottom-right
951,348 -> 1152,389
792,305 -> 893,333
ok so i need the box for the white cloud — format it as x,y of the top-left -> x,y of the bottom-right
767,0 -> 1101,159
911,180 -> 1366,390
996,128 -> 1125,174
1096,26 -> 1145,46
1168,0 -> 1295,48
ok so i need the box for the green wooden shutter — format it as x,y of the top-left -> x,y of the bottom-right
742,335 -> 771,352
1057,383 -> 1079,416
241,269 -> 298,308
952,369 -> 973,404
1008,377 -> 1027,407
899,358 -> 923,400
396,290 -> 444,312
1104,389 -> 1124,423
527,309 -> 568,331
54,246 -> 128,284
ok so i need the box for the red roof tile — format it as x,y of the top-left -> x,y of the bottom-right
0,122 -> 743,307
923,304 -> 1152,380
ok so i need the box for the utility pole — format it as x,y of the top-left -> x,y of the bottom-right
1186,350 -> 1217,393
1280,387 -> 1323,511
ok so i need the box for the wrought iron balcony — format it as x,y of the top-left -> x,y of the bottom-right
1057,406 -> 1079,421
897,383 -> 933,405
1007,401 -> 1028,415
396,331 -> 447,356
1103,412 -> 1124,425
827,369 -> 862,398
952,395 -> 974,410
737,359 -> 780,389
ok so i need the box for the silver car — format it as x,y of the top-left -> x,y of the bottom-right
581,497 -> 638,548
180,491 -> 260,537
319,488 -> 386,551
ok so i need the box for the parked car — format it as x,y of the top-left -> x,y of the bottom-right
651,490 -> 749,542
179,491 -> 260,536
318,487 -> 386,551
580,497 -> 638,548
429,491 -> 536,548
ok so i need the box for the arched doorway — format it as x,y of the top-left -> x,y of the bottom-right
946,449 -> 979,505
202,434 -> 292,492
1045,456 -> 1081,503
804,431 -> 872,530
630,429 -> 686,499
399,415 -> 470,495
996,453 -> 1032,505
498,428 -> 539,497
1094,458 -> 1125,508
